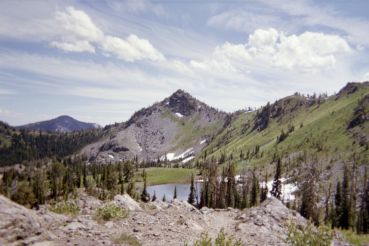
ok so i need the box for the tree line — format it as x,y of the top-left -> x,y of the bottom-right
0,122 -> 102,166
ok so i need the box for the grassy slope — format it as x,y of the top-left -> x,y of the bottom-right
161,108 -> 224,151
143,167 -> 198,185
200,86 -> 369,173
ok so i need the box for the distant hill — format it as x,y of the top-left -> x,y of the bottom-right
17,115 -> 100,133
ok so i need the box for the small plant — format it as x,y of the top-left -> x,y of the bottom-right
340,230 -> 369,246
188,228 -> 242,246
287,221 -> 332,246
50,201 -> 80,216
95,203 -> 127,221
114,233 -> 141,246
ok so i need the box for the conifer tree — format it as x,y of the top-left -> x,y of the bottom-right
188,173 -> 196,205
173,186 -> 177,200
83,163 -> 87,189
120,181 -> 125,195
152,191 -> 157,202
357,168 -> 369,233
250,171 -> 259,207
140,169 -> 150,202
217,169 -> 226,209
299,164 -> 317,223
271,159 -> 282,199
226,163 -> 236,208
260,171 -> 268,203
339,166 -> 351,229
162,194 -> 166,202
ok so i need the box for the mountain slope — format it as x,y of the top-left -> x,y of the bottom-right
17,115 -> 99,133
199,82 -> 369,174
81,90 -> 228,163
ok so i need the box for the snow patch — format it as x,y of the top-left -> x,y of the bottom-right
200,139 -> 206,145
175,112 -> 183,118
160,147 -> 194,162
176,147 -> 194,159
182,156 -> 194,164
108,154 -> 114,159
260,178 -> 298,202
138,145 -> 142,152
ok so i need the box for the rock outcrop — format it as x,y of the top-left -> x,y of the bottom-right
0,194 -> 349,246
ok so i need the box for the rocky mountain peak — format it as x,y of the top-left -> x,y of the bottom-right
166,89 -> 199,116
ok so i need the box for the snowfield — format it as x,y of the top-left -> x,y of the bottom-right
261,178 -> 298,202
160,147 -> 194,162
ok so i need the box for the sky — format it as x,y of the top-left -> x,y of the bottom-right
0,0 -> 369,126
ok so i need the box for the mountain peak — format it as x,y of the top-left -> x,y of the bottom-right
166,89 -> 198,116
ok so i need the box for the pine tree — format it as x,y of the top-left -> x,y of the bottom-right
162,194 -> 166,202
120,181 -> 125,194
152,191 -> 157,202
140,169 -> 150,202
226,163 -> 236,207
334,181 -> 342,228
217,169 -> 226,209
299,164 -> 318,223
260,171 -> 268,203
83,163 -> 87,189
271,159 -> 282,199
339,167 -> 351,229
357,168 -> 369,233
188,174 -> 196,205
250,171 -> 259,207
173,186 -> 177,200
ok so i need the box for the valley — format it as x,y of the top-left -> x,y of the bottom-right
1,82 -> 369,245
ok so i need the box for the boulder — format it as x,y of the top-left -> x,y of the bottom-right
0,195 -> 49,245
114,194 -> 142,211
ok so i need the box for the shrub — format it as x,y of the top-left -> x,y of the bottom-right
287,221 -> 332,246
95,203 -> 127,221
340,230 -> 369,246
188,228 -> 242,246
114,233 -> 141,246
50,201 -> 80,216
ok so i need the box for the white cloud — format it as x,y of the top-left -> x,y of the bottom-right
52,6 -> 165,62
51,40 -> 96,53
210,0 -> 369,47
101,34 -> 165,62
190,28 -> 351,72
55,6 -> 103,42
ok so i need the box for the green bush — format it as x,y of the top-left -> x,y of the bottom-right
114,233 -> 141,246
50,201 -> 80,216
95,203 -> 127,221
287,221 -> 332,246
188,229 -> 242,246
340,230 -> 369,246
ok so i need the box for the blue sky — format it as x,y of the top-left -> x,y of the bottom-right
0,0 -> 369,126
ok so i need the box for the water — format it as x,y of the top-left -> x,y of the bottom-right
147,183 -> 202,202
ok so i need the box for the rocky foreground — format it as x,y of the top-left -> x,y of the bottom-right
0,193 -> 349,246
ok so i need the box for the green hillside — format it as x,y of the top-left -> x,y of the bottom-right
199,82 -> 369,174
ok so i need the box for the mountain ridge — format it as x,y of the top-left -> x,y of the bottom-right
17,115 -> 100,133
